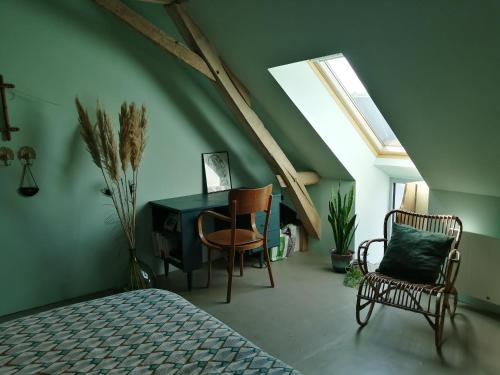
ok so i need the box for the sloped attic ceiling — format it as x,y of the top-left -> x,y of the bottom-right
186,0 -> 500,198
121,0 -> 353,182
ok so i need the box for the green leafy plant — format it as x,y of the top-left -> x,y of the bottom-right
343,264 -> 364,288
328,183 -> 357,255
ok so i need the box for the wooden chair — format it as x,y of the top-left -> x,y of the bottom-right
356,210 -> 463,349
197,185 -> 275,303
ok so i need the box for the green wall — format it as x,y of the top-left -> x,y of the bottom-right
429,190 -> 500,239
0,0 -> 278,316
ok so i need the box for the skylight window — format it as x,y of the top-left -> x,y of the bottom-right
312,54 -> 406,156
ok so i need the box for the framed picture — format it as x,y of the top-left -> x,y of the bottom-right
202,151 -> 232,193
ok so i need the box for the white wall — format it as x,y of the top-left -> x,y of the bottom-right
429,190 -> 500,239
456,232 -> 500,306
270,61 -> 391,262
429,190 -> 500,308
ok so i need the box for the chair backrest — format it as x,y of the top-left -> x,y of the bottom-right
384,210 -> 463,246
384,210 -> 463,285
228,184 -> 273,216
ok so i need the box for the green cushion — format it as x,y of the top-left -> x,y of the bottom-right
378,223 -> 454,284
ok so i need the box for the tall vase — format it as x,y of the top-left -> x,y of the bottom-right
128,249 -> 155,290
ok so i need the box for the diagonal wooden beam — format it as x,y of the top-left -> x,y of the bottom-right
138,0 -> 184,4
95,0 -> 215,80
164,5 -> 251,105
276,171 -> 321,188
221,60 -> 252,106
96,0 -> 252,105
167,3 -> 321,238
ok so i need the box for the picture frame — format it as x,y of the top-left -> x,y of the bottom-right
202,151 -> 232,193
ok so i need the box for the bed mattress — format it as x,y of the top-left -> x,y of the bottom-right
0,289 -> 300,374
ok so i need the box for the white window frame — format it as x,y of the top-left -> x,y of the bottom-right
310,56 -> 407,158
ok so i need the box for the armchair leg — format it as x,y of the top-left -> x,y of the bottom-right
207,248 -> 212,288
434,296 -> 447,350
435,313 -> 444,350
239,252 -> 244,276
447,289 -> 458,319
356,278 -> 376,327
263,246 -> 275,288
227,248 -> 235,303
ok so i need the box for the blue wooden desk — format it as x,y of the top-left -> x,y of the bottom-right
150,191 -> 281,290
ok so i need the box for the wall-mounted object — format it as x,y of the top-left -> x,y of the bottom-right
202,151 -> 232,193
0,146 -> 14,166
100,187 -> 112,197
18,146 -> 39,197
0,75 -> 20,141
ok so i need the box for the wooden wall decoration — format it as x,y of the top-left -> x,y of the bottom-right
0,75 -> 20,141
0,146 -> 14,166
94,0 -> 322,238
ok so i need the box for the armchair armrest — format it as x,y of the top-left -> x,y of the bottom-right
357,238 -> 387,275
444,248 -> 461,292
197,210 -> 232,248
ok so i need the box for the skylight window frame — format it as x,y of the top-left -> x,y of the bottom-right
310,55 -> 407,158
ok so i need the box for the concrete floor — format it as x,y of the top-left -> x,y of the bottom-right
161,251 -> 500,375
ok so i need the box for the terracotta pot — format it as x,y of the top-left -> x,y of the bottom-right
330,250 -> 353,273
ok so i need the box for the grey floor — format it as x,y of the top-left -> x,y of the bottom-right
161,251 -> 500,375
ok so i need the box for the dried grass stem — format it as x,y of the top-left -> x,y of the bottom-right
75,98 -> 148,251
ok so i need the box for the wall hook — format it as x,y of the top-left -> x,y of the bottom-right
18,146 -> 39,197
0,146 -> 14,166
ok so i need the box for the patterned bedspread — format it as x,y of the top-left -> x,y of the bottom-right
0,289 -> 300,374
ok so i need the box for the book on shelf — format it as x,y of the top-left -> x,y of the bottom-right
163,213 -> 181,232
152,232 -> 179,259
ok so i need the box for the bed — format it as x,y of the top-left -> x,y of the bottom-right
0,289 -> 300,374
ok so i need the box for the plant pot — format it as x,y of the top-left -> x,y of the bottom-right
128,249 -> 156,290
330,250 -> 353,273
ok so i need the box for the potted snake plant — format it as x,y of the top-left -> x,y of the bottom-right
328,183 -> 357,273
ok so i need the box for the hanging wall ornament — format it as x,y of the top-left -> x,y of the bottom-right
18,146 -> 39,197
0,146 -> 14,166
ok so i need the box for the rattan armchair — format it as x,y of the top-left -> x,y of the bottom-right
356,210 -> 463,349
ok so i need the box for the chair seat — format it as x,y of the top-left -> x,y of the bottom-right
360,272 -> 445,315
206,229 -> 263,249
366,272 -> 444,291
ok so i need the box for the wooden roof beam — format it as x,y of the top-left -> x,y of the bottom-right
95,0 -> 214,80
95,0 -> 251,105
164,5 -> 251,105
276,171 -> 321,188
166,3 -> 321,238
138,0 -> 184,4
